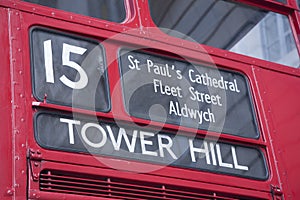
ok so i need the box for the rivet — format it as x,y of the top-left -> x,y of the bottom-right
6,189 -> 14,196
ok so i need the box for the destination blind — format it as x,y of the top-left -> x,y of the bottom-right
34,112 -> 268,180
30,27 -> 110,112
119,50 -> 259,138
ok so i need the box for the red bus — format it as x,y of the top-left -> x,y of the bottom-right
1,0 -> 300,199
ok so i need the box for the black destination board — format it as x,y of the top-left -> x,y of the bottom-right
30,27 -> 110,112
35,112 -> 268,180
119,50 -> 259,138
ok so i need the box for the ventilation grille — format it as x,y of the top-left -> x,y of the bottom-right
39,170 -> 253,200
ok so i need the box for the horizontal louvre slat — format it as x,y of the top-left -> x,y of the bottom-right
38,188 -> 142,200
39,187 -> 108,198
164,187 -> 239,200
40,182 -> 108,193
40,176 -> 167,199
41,173 -> 108,185
40,178 -> 108,190
39,170 -> 254,200
41,182 -> 169,200
41,172 -> 224,199
41,174 -> 163,193
41,188 -> 168,200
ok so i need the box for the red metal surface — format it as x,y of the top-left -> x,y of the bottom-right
288,0 -> 299,8
20,8 -> 274,198
28,161 -> 272,200
0,0 -> 300,199
0,7 -> 13,199
255,69 -> 300,199
38,170 -> 235,199
21,4 -> 269,174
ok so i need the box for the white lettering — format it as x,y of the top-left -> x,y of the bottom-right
61,43 -> 88,89
158,134 -> 177,159
153,79 -> 182,97
60,118 -> 80,144
81,123 -> 107,148
147,59 -> 153,72
106,125 -> 137,153
216,144 -> 233,169
189,139 -> 210,164
43,40 -> 55,83
58,119 -> 249,172
169,101 -> 215,124
140,131 -> 158,156
169,100 -> 178,115
209,142 -> 217,166
231,146 -> 248,171
128,55 -> 140,70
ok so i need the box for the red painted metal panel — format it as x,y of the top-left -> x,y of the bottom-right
17,4 -> 267,145
0,7 -> 13,199
255,68 -> 300,200
28,161 -> 272,200
1,0 -> 300,199
13,1 -> 278,199
9,8 -> 31,199
18,8 -> 274,194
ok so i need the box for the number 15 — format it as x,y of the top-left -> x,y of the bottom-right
43,40 -> 89,89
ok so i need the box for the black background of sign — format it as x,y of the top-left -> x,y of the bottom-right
35,112 -> 268,180
119,50 -> 259,138
30,27 -> 110,112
